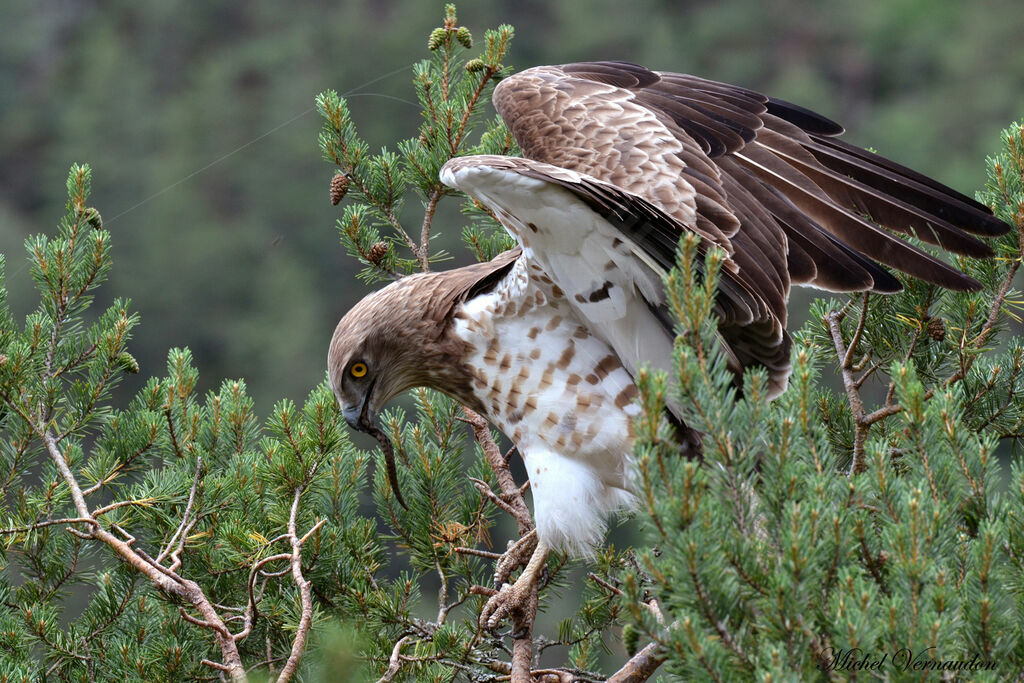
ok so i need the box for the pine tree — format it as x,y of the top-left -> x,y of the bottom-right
2,5 -> 1023,681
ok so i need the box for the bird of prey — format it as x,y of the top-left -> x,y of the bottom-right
328,61 -> 1008,627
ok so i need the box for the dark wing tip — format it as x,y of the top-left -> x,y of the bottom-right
809,136 -> 1007,231
977,213 -> 1014,236
872,263 -> 980,293
766,97 -> 845,136
955,274 -> 985,292
867,267 -> 903,294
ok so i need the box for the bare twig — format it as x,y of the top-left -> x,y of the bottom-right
156,456 -> 204,572
377,635 -> 411,683
469,478 -> 521,518
235,563 -> 281,642
853,361 -> 882,389
463,408 -> 533,536
825,309 -> 870,475
587,572 -> 624,597
202,658 -> 235,673
436,560 -> 451,624
842,293 -> 870,369
299,518 -> 326,545
454,546 -> 503,560
266,635 -> 278,676
417,187 -> 443,271
179,606 -> 231,639
275,487 -> 317,683
606,643 -> 665,683
0,517 -> 96,534
91,498 -> 154,518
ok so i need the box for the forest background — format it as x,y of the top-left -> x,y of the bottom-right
3,0 -> 1024,416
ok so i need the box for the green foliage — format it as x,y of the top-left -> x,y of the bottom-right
626,125 -> 1024,679
0,164 -> 369,679
0,162 -> 493,679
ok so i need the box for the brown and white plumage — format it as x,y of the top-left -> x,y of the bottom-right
329,62 -> 1008,620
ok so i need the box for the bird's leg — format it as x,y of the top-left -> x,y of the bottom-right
480,536 -> 549,629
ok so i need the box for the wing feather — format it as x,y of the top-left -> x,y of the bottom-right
448,61 -> 1009,396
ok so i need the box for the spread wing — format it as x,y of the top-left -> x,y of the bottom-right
441,61 -> 1008,397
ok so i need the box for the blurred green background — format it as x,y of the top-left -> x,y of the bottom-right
2,0 -> 1023,414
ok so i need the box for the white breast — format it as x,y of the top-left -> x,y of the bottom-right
452,258 -> 639,557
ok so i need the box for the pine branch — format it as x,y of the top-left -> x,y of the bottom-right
377,635 -> 411,683
828,214 -> 1022,475
462,408 -> 533,536
462,407 -> 540,682
825,308 -> 870,475
33,428 -> 248,679
417,187 -> 443,271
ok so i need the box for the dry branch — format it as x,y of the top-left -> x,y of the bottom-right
605,643 -> 665,683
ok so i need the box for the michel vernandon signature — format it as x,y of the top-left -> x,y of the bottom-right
818,647 -> 998,674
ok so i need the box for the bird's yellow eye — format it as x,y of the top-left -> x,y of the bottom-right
350,362 -> 368,378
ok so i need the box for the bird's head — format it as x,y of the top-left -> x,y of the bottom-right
327,251 -> 520,507
329,273 -> 471,509
328,252 -> 519,429
328,273 -> 455,433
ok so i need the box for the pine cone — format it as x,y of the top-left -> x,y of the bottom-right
465,58 -> 486,73
926,317 -> 946,341
428,27 -> 447,51
116,351 -> 140,374
367,241 -> 388,265
330,173 -> 349,205
82,207 -> 103,230
456,26 -> 473,48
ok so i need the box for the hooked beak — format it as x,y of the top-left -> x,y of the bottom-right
342,380 -> 378,432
